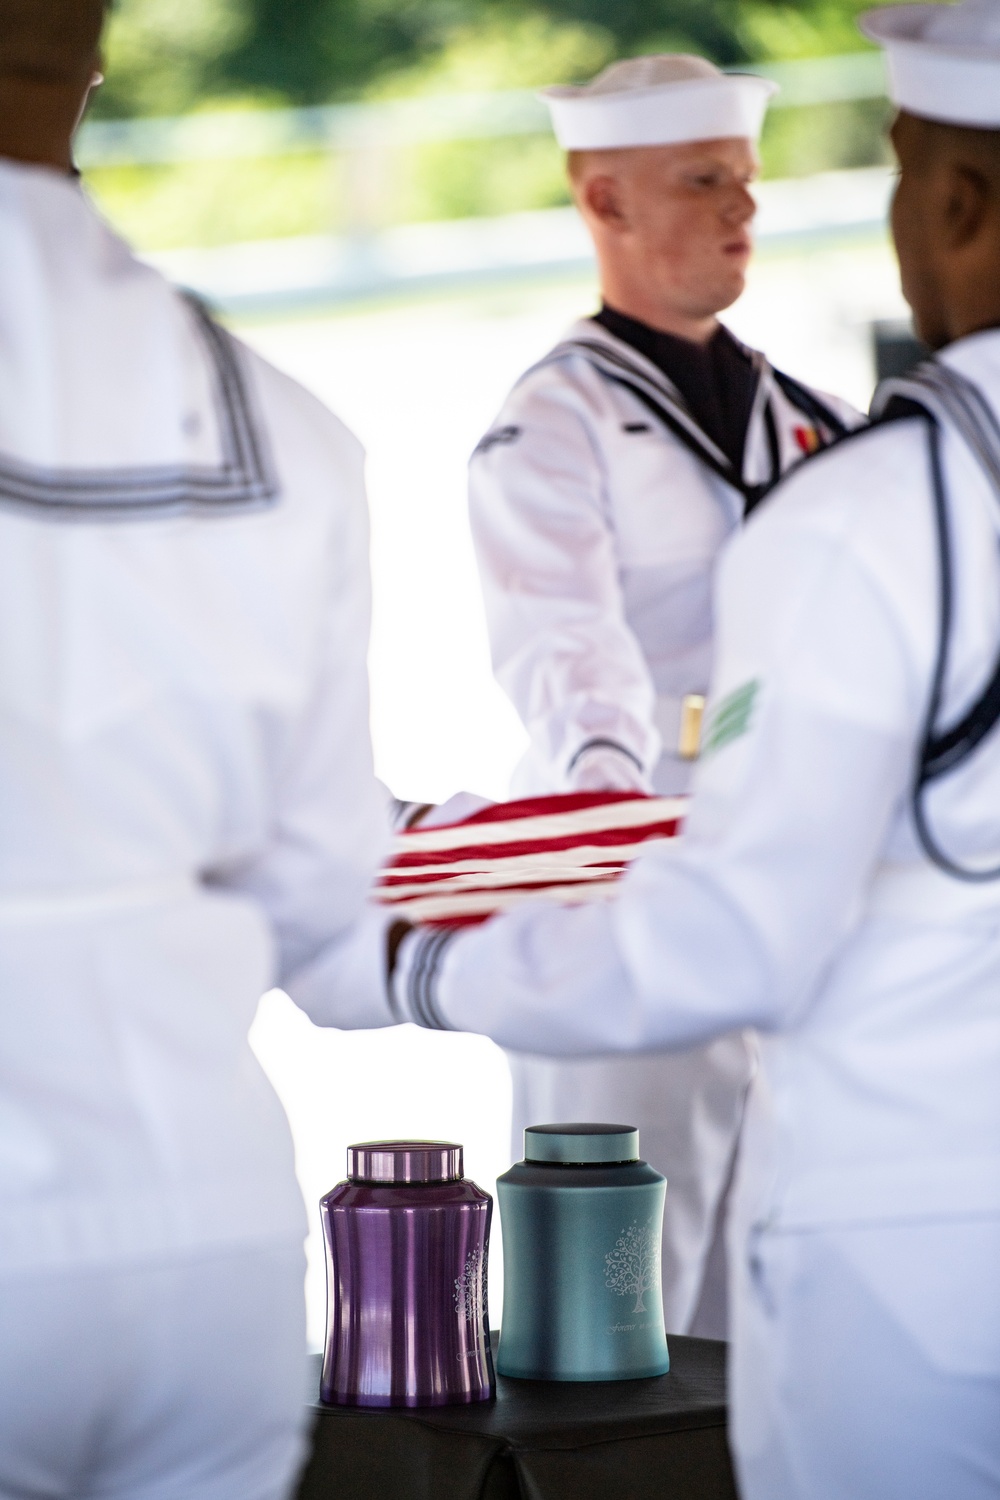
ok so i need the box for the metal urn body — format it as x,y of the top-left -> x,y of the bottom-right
496,1123 -> 670,1382
320,1141 -> 495,1408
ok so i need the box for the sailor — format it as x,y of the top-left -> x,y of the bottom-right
0,4 -> 394,1496
394,2 -> 1000,1491
468,53 -> 861,1336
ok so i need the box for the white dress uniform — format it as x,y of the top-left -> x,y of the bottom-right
406,323 -> 1000,1498
471,52 -> 863,1340
0,158 -> 392,1500
471,317 -> 857,800
403,5 -> 1000,1464
471,306 -> 858,1335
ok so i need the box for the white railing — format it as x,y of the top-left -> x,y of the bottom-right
76,52 -> 886,169
142,164 -> 895,316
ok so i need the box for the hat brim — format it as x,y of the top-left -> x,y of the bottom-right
540,74 -> 778,151
860,5 -> 1000,128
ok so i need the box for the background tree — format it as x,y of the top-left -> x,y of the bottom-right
525,0 -> 875,64
88,0 -> 889,248
530,0 -> 750,64
96,0 -> 879,117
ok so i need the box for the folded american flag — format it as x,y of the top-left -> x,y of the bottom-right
375,791 -> 686,927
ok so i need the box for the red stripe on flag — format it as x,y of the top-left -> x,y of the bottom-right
387,820 -> 682,869
428,789 -> 651,828
375,790 -> 686,927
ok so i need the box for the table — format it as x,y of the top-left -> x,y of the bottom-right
296,1335 -> 737,1500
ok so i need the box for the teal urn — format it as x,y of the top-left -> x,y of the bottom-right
495,1123 -> 670,1381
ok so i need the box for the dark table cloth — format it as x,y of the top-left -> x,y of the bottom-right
297,1335 -> 737,1500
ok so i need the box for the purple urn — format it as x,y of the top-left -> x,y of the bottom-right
319,1140 -> 495,1407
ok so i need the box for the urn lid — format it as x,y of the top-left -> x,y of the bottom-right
523,1122 -> 640,1165
347,1140 -> 463,1184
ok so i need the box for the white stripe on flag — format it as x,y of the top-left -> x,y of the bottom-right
394,796 -> 685,855
377,879 -> 622,924
377,837 -> 670,885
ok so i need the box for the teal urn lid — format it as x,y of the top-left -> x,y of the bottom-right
523,1122 -> 640,1165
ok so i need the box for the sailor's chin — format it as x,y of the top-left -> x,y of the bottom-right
712,265 -> 748,308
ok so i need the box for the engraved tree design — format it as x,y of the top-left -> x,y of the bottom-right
605,1219 -> 658,1314
454,1245 -> 486,1322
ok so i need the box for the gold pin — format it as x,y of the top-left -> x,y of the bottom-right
678,694 -> 705,760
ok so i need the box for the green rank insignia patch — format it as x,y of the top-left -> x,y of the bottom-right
702,679 -> 760,757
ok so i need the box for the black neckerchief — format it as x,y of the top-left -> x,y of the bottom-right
593,304 -> 758,474
545,328 -> 778,511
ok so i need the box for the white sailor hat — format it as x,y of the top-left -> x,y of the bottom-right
861,0 -> 1000,128
540,54 -> 778,152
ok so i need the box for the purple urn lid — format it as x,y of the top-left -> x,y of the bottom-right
347,1140 -> 464,1184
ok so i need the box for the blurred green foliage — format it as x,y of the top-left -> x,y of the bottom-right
362,12 -> 608,226
762,96 -> 892,178
86,152 -> 334,249
739,1 -> 878,57
369,11 -> 612,96
99,0 -> 251,117
96,0 -> 879,116
87,0 -> 890,250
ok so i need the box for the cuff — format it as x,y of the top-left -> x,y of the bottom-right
566,739 -> 652,794
391,924 -> 466,1030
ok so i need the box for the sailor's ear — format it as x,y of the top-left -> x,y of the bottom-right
582,173 -> 630,232
71,52 -> 104,135
941,161 -> 991,250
